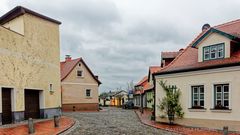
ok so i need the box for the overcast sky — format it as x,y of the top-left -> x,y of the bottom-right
1,0 -> 240,93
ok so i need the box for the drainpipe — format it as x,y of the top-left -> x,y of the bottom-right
141,88 -> 144,114
153,74 -> 156,121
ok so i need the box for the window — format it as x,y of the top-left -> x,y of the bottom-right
203,43 -> 224,60
86,89 -> 91,97
77,70 -> 83,77
203,47 -> 210,60
214,84 -> 229,109
191,85 -> 204,109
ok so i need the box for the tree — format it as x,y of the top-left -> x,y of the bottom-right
158,80 -> 184,124
99,92 -> 108,106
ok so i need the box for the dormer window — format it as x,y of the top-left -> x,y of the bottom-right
203,43 -> 224,61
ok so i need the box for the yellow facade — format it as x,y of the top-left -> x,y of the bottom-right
0,8 -> 61,123
61,59 -> 99,111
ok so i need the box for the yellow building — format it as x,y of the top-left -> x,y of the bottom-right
0,6 -> 61,124
154,21 -> 240,131
109,90 -> 128,107
61,56 -> 101,111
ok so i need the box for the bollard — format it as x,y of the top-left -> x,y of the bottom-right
28,118 -> 35,134
223,126 -> 228,135
54,115 -> 60,127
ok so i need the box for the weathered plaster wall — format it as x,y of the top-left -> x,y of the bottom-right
3,16 -> 24,35
0,13 -> 61,112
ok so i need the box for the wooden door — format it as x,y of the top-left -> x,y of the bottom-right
2,88 -> 12,124
24,90 -> 40,119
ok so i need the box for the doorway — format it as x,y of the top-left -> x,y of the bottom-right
2,88 -> 12,124
24,89 -> 40,119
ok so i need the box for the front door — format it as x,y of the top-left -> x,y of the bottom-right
24,90 -> 40,119
2,88 -> 12,124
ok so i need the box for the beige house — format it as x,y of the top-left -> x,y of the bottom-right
61,56 -> 101,111
154,20 -> 240,131
0,6 -> 61,124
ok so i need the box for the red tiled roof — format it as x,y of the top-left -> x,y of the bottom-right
134,75 -> 153,95
135,76 -> 148,86
149,66 -> 162,74
161,51 -> 180,59
155,19 -> 240,75
60,58 -> 101,85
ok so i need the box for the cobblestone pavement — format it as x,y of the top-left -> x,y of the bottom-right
63,107 -> 178,135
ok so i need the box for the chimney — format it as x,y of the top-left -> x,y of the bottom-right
65,55 -> 72,62
179,48 -> 184,52
95,75 -> 99,80
202,23 -> 210,31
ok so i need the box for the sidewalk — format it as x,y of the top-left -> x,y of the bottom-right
135,109 -> 240,135
0,116 -> 75,135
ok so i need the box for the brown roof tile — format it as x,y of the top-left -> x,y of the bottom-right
155,19 -> 240,75
60,58 -> 101,85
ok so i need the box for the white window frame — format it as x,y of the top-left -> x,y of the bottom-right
214,84 -> 229,109
203,43 -> 224,61
191,85 -> 204,108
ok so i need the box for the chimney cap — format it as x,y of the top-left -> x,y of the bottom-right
65,55 -> 71,57
65,55 -> 72,61
202,23 -> 211,31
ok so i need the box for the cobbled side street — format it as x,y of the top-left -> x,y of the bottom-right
63,107 -> 178,135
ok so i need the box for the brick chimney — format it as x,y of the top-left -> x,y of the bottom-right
65,55 -> 72,62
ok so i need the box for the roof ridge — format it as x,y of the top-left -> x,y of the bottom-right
0,6 -> 61,25
214,19 -> 240,28
161,51 -> 179,53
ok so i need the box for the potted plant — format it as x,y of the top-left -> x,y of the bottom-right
158,80 -> 184,125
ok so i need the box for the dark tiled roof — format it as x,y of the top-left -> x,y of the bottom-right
0,6 -> 61,25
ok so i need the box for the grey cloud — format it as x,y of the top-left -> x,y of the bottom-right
3,0 -> 240,92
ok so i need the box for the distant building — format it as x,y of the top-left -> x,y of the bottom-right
108,90 -> 128,107
61,56 -> 101,111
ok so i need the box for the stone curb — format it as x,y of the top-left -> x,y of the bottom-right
134,110 -> 182,135
58,117 -> 80,135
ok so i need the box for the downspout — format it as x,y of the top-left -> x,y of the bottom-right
153,74 -> 156,121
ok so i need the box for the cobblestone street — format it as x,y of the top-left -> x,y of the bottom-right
63,107 -> 177,135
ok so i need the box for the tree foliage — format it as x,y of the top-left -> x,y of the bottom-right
158,80 -> 184,123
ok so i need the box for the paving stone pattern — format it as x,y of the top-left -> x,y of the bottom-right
63,107 -> 178,135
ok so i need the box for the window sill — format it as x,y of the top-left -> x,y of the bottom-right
85,97 -> 92,99
210,109 -> 232,113
188,108 -> 207,112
